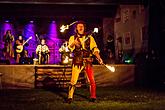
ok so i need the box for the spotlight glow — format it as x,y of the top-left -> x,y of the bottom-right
30,20 -> 34,23
2,22 -> 14,37
5,20 -> 10,23
52,21 -> 55,23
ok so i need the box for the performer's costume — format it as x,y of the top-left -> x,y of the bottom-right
68,34 -> 100,100
36,44 -> 50,64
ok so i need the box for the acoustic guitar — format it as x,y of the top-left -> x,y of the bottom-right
16,36 -> 32,53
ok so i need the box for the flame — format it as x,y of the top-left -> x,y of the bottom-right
94,27 -> 99,33
105,65 -> 115,72
60,25 -> 69,32
60,21 -> 78,32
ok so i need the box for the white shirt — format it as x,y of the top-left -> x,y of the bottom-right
36,44 -> 49,54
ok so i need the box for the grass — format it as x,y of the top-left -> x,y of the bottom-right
0,86 -> 165,110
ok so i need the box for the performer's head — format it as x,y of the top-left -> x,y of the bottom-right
75,21 -> 86,35
6,29 -> 11,35
18,35 -> 23,40
41,38 -> 46,45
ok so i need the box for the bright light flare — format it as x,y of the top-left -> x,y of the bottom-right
94,28 -> 99,33
96,57 -> 115,72
60,21 -> 78,32
104,64 -> 115,72
60,25 -> 69,32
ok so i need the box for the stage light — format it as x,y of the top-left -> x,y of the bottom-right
5,20 -> 10,23
48,20 -> 57,37
3,20 -> 14,36
52,21 -> 55,23
29,20 -> 34,23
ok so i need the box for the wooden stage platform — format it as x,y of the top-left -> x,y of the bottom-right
0,64 -> 135,89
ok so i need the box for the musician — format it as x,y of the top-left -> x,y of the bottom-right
36,38 -> 50,64
15,35 -> 25,64
3,30 -> 14,59
59,41 -> 71,64
59,41 -> 70,53
66,21 -> 103,103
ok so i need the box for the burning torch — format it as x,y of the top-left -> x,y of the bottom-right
60,21 -> 78,32
96,58 -> 115,72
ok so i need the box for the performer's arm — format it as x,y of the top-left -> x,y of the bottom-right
23,40 -> 25,44
68,36 -> 75,52
69,35 -> 81,50
36,45 -> 40,55
44,45 -> 50,64
89,36 -> 99,54
11,35 -> 14,42
16,40 -> 20,45
90,36 -> 103,64
46,45 -> 50,54
94,51 -> 103,64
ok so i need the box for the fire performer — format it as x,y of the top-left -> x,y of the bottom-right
66,21 -> 103,103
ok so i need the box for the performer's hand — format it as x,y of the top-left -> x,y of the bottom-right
97,58 -> 104,65
94,51 -> 104,65
73,37 -> 81,47
38,51 -> 41,55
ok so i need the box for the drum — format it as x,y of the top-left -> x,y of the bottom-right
33,58 -> 39,65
